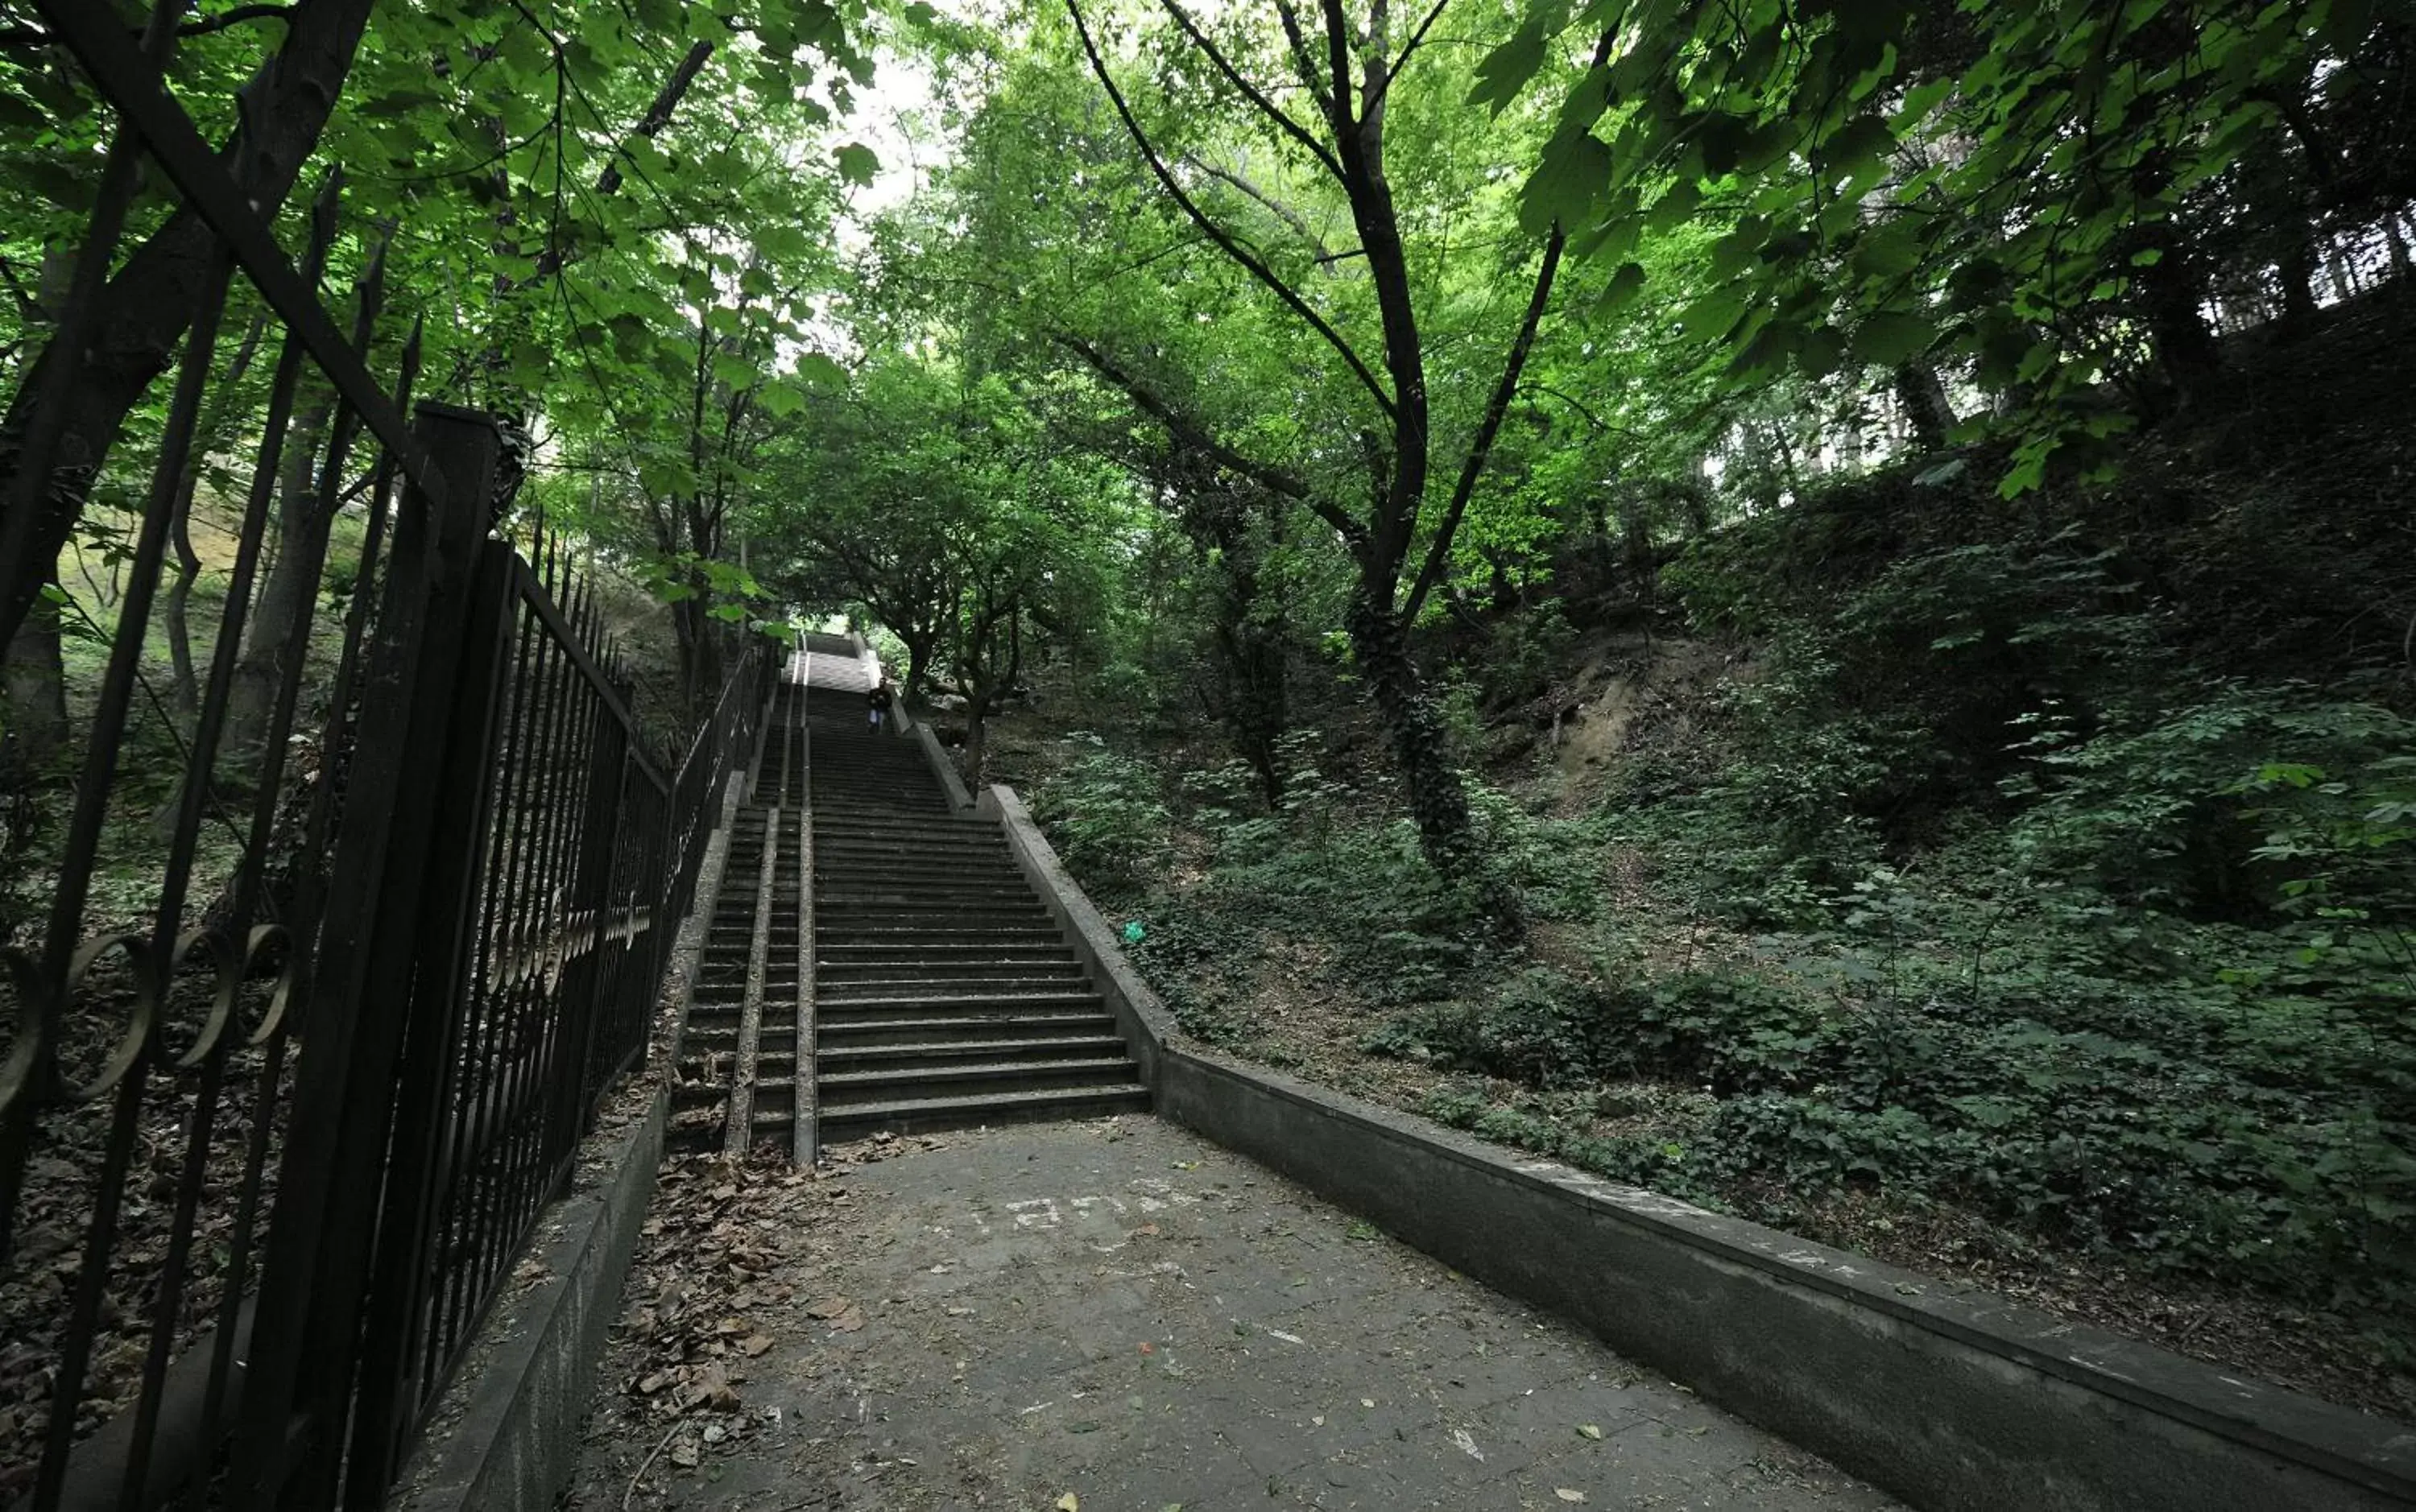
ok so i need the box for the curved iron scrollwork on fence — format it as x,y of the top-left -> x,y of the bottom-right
0,6 -> 772,1508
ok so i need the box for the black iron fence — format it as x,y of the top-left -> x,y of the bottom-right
0,6 -> 767,1508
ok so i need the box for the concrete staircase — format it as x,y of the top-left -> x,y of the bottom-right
672,648 -> 1146,1156
804,689 -> 1148,1142
671,681 -> 809,1155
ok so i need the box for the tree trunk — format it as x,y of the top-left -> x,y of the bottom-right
1893,361 -> 1957,450
2,554 -> 71,777
2279,236 -> 2322,337
0,0 -> 379,651
1344,589 -> 1520,938
1199,497 -> 1288,804
670,591 -> 721,724
2132,225 -> 2223,405
221,392 -> 333,774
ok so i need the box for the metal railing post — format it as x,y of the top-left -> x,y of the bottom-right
227,403 -> 502,1510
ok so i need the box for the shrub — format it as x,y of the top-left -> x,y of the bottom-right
1032,733 -> 1172,889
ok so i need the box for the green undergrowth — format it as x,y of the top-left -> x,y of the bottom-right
1026,490 -> 2416,1393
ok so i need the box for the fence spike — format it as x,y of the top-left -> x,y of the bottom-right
353,227 -> 391,350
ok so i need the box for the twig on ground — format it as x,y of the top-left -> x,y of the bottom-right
622,1423 -> 681,1511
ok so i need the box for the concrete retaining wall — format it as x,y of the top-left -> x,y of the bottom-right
388,1087 -> 668,1512
979,782 -> 2416,1512
388,777 -> 743,1510
893,695 -> 974,812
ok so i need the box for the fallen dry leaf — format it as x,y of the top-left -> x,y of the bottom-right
1555,1491 -> 1585,1505
681,1365 -> 742,1413
1056,1496 -> 1078,1511
739,1333 -> 776,1357
805,1296 -> 853,1320
829,1306 -> 866,1332
670,1440 -> 700,1469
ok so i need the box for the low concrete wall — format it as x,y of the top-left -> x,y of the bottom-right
895,700 -> 974,812
390,773 -> 742,1510
980,781 -> 2416,1512
979,787 -> 1170,1087
389,1087 -> 667,1512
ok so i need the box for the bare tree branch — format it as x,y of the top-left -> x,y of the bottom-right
1189,158 -> 1335,260
1156,0 -> 1344,181
1055,333 -> 1365,545
1376,0 -> 1450,106
0,5 -> 296,49
1065,0 -> 1396,419
1271,0 -> 1336,118
594,39 -> 714,196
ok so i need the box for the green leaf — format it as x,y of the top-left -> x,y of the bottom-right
1818,114 -> 1897,178
834,143 -> 880,187
1589,260 -> 1647,317
713,352 -> 760,390
1847,217 -> 1924,283
508,340 -> 551,386
1678,287 -> 1747,343
1519,130 -> 1611,237
1727,316 -> 1800,378
1470,20 -> 1554,115
1847,311 -> 1936,366
1798,324 -> 1845,379
1709,221 -> 1768,279
359,89 -> 442,119
793,352 -> 849,388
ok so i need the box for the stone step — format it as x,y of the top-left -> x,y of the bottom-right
816,958 -> 1085,982
821,1054 -> 1133,1089
681,1022 -> 797,1044
820,889 -> 1040,908
814,871 -> 1025,891
810,832 -> 997,850
813,870 -> 1028,888
815,1082 -> 1150,1138
818,1010 -> 1116,1047
818,941 -> 1074,963
812,918 -> 1058,942
820,1034 -> 1125,1067
813,846 -> 1019,866
813,902 -> 1049,921
814,859 -> 1006,879
814,901 -> 1050,919
819,981 -> 1095,1009
814,989 -> 1105,1016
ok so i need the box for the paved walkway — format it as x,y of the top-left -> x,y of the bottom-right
569,1117 -> 1893,1511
